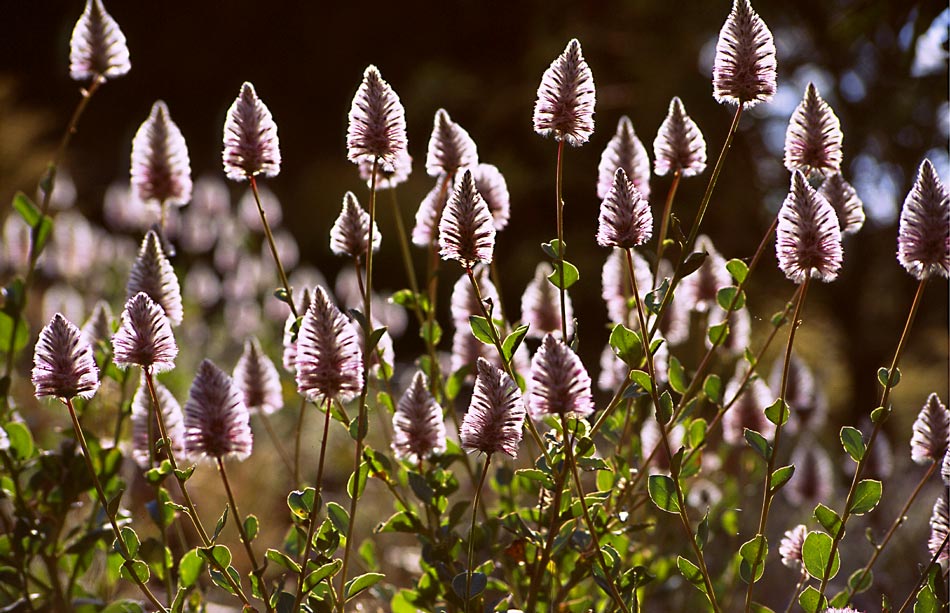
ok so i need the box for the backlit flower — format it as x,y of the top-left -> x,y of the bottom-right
819,173 -> 865,235
359,149 -> 412,190
930,492 -> 949,566
346,65 -> 408,171
392,372 -> 446,462
779,524 -> 807,569
439,169 -> 495,268
775,171 -> 843,283
653,97 -> 707,178
234,337 -> 283,416
131,101 -> 192,207
712,0 -> 776,108
472,164 -> 511,231
784,83 -> 843,177
911,393 -> 949,465
184,360 -> 253,462
522,262 -> 573,340
533,39 -> 596,146
411,178 -> 449,247
127,230 -> 183,326
596,168 -> 653,249
598,116 -> 651,200
460,358 -> 525,457
69,0 -> 130,82
426,109 -> 478,177
295,287 -> 363,404
897,159 -> 949,279
222,82 -> 281,181
32,314 -> 100,400
112,292 -> 178,372
527,335 -> 594,420
680,235 -> 729,313
329,192 -> 380,258
130,374 -> 184,468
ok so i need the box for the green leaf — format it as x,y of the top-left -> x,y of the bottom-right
107,488 -> 125,518
798,585 -> 825,613
814,504 -> 843,538
266,548 -> 301,573
744,429 -> 772,461
738,535 -> 768,584
244,514 -> 259,542
178,549 -> 203,588
629,370 -> 652,393
198,544 -> 232,569
657,391 -> 673,425
303,559 -> 343,592
0,312 -> 29,355
668,356 -> 686,394
716,286 -> 746,311
327,502 -> 350,534
419,321 -> 441,346
547,259 -> 579,289
212,506 -> 229,542
769,465 -> 795,492
541,239 -> 563,259
376,510 -> 420,533
802,531 -> 839,580
115,527 -> 140,557
703,374 -> 722,403
288,488 -> 315,519
647,475 -> 680,514
848,480 -> 882,515
840,426 -> 865,462
847,569 -> 872,594
451,571 -> 487,600
696,513 -> 709,551
12,192 -> 41,227
502,325 -> 529,362
609,324 -> 642,367
764,399 -> 789,426
119,560 -> 149,585
749,605 -> 776,613
645,278 -> 671,315
676,556 -> 706,593
345,572 -> 385,600
870,406 -> 889,424
347,460 -> 370,500
914,583 -> 937,613
726,258 -> 749,283
468,315 -> 494,345
707,321 -> 729,345
102,600 -> 146,613
3,422 -> 34,460
681,251 -> 708,277
688,418 -> 707,449
876,366 -> 900,388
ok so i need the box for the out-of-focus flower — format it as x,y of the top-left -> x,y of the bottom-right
640,419 -> 685,474
112,292 -> 178,373
41,284 -> 85,324
438,169 -> 495,268
450,324 -> 530,376
130,374 -> 184,468
32,314 -> 100,400
222,82 -> 281,181
776,171 -> 843,283
598,344 -> 627,393
897,159 -> 949,279
601,248 -> 650,326
346,65 -> 408,171
784,83 -> 843,177
450,267 -> 500,326
295,286 -> 363,404
184,264 -> 222,309
238,184 -> 283,233
330,192 -> 380,259
686,479 -> 722,509
234,337 -> 283,416
930,492 -> 949,567
596,168 -> 653,249
819,173 -> 865,236
81,300 -> 113,351
359,149 -> 412,190
131,101 -> 192,207
184,360 -> 253,462
680,235 -> 729,314
127,230 -> 183,326
392,372 -> 446,462
598,116 -> 651,201
38,169 -> 77,211
412,178 -> 449,247
426,109 -> 478,177
911,393 -> 949,465
69,0 -> 130,82
769,353 -> 826,434
527,335 -> 594,420
460,358 -> 525,457
784,437 -> 833,506
533,39 -> 596,146
48,211 -> 96,280
653,97 -> 707,178
943,449 -> 950,485
471,164 -> 511,231
722,367 -> 773,445
712,0 -> 776,108
705,305 -> 750,356
283,288 -> 312,373
103,182 -> 151,233
779,524 -> 807,570
522,262 -> 573,340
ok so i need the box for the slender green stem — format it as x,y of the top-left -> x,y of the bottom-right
896,532 -> 949,613
783,570 -> 809,613
293,396 -> 307,487
465,455 -> 492,613
523,462 -> 569,612
388,189 -> 422,314
257,409 -> 295,477
654,168 -> 682,269
554,139 -> 568,341
249,176 -> 297,319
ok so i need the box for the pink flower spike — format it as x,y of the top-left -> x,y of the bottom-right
294,286 -> 363,404
69,0 -> 130,82
346,65 -> 408,171
596,168 -> 653,249
234,337 -> 284,416
534,39 -> 596,146
784,83 -> 843,177
127,230 -> 183,326
713,0 -> 777,108
32,314 -> 100,400
472,164 -> 511,232
598,116 -> 651,201
392,371 -> 447,462
131,101 -> 192,208
775,171 -> 843,283
930,492 -> 949,567
330,191 -> 381,259
819,173 -> 865,235
897,159 -> 949,280
527,334 -> 594,420
222,82 -> 281,181
426,109 -> 479,177
779,524 -> 807,570
130,374 -> 185,468
460,358 -> 525,457
653,97 -> 707,178
411,177 -> 448,247
184,359 -> 253,462
112,292 -> 178,373
438,169 -> 495,268
522,262 -> 573,340
910,393 -> 949,465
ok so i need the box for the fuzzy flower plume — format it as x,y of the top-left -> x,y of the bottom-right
69,0 -> 130,82
596,168 -> 653,249
898,159 -> 949,279
598,116 -> 651,200
522,262 -> 573,340
931,492 -> 949,567
411,179 -> 448,247
392,372 -> 447,462
819,173 -> 865,235
184,360 -> 253,462
784,83 -> 843,177
776,171 -> 843,283
282,288 -> 311,372
472,164 -> 511,231
712,0 -> 776,108
426,109 -> 479,177
654,97 -> 707,177
295,286 -> 363,404
460,358 -> 526,457
234,337 -> 283,416
527,335 -> 594,420
680,235 -> 729,313
439,169 -> 495,268
779,524 -> 807,569
533,39 -> 596,146
347,65 -> 408,171
127,230 -> 183,326
330,192 -> 381,258
222,82 -> 281,181
32,314 -> 100,400
112,292 -> 178,372
130,374 -> 184,468
360,149 -> 412,190
911,393 -> 950,465
131,101 -> 192,207
81,300 -> 113,350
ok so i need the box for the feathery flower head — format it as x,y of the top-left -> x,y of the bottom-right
32,314 -> 100,400
598,116 -> 651,200
596,167 -> 653,249
460,358 -> 526,457
522,262 -> 573,339
131,101 -> 193,207
222,82 -> 281,181
392,372 -> 447,462
911,393 -> 949,465
779,524 -> 808,569
722,368 -> 774,445
680,235 -> 729,313
112,292 -> 178,372
130,374 -> 184,468
295,286 -> 363,404
527,335 -> 594,420
127,230 -> 183,326
234,337 -> 283,415
534,39 -> 596,146
819,173 -> 865,235
81,300 -> 114,350
438,169 -> 495,268
330,191 -> 381,258
930,492 -> 949,567
943,449 -> 950,485
712,0 -> 777,108
359,148 -> 412,190
411,178 -> 448,247
897,159 -> 949,279
654,97 -> 707,178
69,0 -> 130,82
471,164 -> 511,231
282,288 -> 312,372
184,360 -> 253,462
784,83 -> 843,177
776,171 -> 843,283
426,109 -> 479,177
346,65 -> 408,171
450,267 -> 499,326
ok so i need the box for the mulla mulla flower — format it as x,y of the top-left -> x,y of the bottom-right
359,148 -> 412,190
426,109 -> 479,177
819,173 -> 865,235
784,438 -> 833,506
597,116 -> 651,201
930,492 -> 949,566
472,164 -> 511,232
282,287 -> 312,373
69,0 -> 130,82
784,83 -> 843,177
680,235 -> 730,314
346,65 -> 408,171
183,359 -> 253,462
438,169 -> 495,268
534,39 -> 596,146
295,286 -> 363,404
234,337 -> 283,416
392,372 -> 447,462
411,179 -> 448,247
127,230 -> 183,326
80,299 -> 113,351
596,168 -> 653,249
722,366 -> 774,445
450,267 -> 500,327
910,393 -> 950,465
460,358 -> 526,457
522,262 -> 573,340
653,97 -> 707,178
222,82 -> 281,181
130,374 -> 185,468
112,292 -> 178,373
32,314 -> 100,400
712,0 -> 777,108
329,192 -> 381,259
897,159 -> 949,279
779,524 -> 807,570
130,101 -> 192,208
776,171 -> 843,283
527,334 -> 594,420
